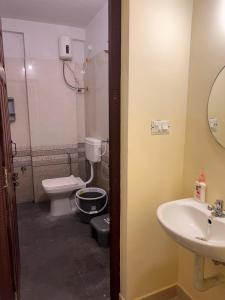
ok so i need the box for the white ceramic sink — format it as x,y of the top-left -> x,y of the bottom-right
157,198 -> 225,263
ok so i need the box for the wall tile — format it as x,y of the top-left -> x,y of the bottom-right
84,51 -> 109,192
84,51 -> 109,140
14,166 -> 34,203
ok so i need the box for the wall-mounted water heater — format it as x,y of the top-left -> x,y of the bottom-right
59,35 -> 72,61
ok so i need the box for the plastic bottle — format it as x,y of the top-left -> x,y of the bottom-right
194,173 -> 206,202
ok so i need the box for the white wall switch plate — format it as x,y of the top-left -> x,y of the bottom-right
151,120 -> 170,135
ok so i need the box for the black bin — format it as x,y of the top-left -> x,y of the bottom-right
90,214 -> 110,247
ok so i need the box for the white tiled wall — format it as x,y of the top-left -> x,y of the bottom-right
84,51 -> 109,141
85,3 -> 108,58
84,3 -> 109,192
2,18 -> 85,60
3,18 -> 86,148
2,12 -> 110,202
3,32 -> 31,149
2,20 -> 87,202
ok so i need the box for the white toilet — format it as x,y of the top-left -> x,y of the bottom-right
42,137 -> 102,216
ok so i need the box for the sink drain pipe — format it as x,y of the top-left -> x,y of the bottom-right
194,254 -> 225,291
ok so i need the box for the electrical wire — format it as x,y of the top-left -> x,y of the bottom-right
65,61 -> 80,85
62,61 -> 79,90
62,60 -> 88,93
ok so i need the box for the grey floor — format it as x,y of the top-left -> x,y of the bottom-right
17,202 -> 110,300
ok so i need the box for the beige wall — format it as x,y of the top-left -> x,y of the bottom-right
120,0 -> 193,299
179,0 -> 225,299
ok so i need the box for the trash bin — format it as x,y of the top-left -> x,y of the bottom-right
90,214 -> 110,247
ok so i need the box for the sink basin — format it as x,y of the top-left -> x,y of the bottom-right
157,198 -> 225,263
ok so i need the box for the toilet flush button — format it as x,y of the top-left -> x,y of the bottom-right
151,120 -> 170,135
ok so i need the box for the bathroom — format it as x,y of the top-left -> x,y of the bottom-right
2,0 -> 225,300
1,0 -> 111,299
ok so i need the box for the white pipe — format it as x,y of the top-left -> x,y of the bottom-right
83,161 -> 94,186
194,254 -> 225,291
100,142 -> 107,157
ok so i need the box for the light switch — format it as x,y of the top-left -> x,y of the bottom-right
151,120 -> 170,135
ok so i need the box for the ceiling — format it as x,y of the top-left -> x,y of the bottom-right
0,0 -> 107,28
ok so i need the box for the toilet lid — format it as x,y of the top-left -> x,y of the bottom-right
42,175 -> 85,192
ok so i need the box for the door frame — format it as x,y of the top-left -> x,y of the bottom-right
0,0 -> 122,298
109,1 -> 121,299
0,27 -> 20,300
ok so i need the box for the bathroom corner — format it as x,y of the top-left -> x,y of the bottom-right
179,1 -> 225,299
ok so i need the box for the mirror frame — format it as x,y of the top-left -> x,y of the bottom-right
207,65 -> 225,149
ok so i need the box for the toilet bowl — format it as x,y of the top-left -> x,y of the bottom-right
42,175 -> 85,216
42,137 -> 103,217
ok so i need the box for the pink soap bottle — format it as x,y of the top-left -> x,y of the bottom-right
194,173 -> 206,202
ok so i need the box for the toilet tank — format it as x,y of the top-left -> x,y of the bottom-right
85,137 -> 102,162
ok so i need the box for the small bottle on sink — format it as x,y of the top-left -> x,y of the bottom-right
194,173 -> 206,202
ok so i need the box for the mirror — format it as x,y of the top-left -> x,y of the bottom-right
208,67 -> 225,147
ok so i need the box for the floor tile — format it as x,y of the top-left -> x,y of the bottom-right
17,202 -> 110,300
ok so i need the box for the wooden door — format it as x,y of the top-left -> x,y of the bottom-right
0,20 -> 20,300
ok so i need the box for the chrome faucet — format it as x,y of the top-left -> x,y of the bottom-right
208,200 -> 225,217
